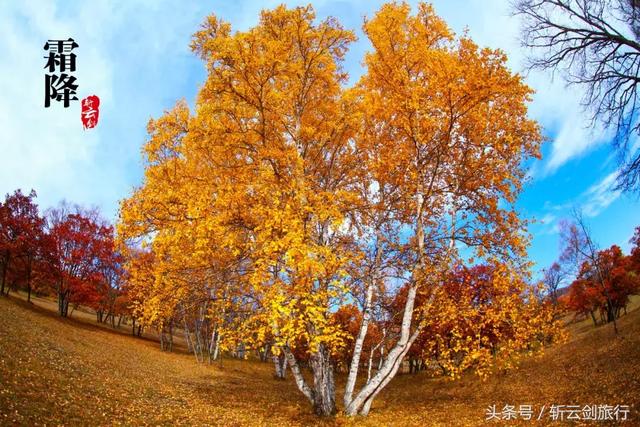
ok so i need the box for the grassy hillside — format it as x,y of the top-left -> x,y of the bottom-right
0,294 -> 638,426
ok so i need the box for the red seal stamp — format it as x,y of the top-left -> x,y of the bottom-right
81,95 -> 100,129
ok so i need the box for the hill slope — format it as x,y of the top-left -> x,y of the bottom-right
0,295 -> 638,426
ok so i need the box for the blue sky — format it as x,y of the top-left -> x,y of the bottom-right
1,0 -> 638,281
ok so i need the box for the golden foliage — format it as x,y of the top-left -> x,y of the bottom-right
117,8 -> 553,415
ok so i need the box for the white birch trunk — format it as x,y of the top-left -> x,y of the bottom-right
344,232 -> 383,406
283,345 -> 314,402
344,188 -> 428,416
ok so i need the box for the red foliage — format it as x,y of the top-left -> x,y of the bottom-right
562,244 -> 639,324
0,190 -> 46,300
45,211 -> 121,317
331,304 -> 383,370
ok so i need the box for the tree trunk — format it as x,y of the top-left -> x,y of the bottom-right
344,280 -> 374,407
283,346 -> 315,403
606,302 -> 616,323
367,342 -> 382,383
589,310 -> 597,326
1,252 -> 10,296
57,281 -> 69,317
273,351 -> 287,379
378,333 -> 385,370
212,329 -> 221,361
194,319 -> 204,361
58,292 -> 65,316
310,345 -> 336,416
26,258 -> 32,303
208,327 -> 219,362
183,318 -> 201,362
344,284 -> 423,415
260,343 -> 271,362
345,230 -> 383,407
344,188 -> 431,416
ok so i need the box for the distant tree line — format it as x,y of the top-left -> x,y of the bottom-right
0,190 -> 131,328
542,210 -> 640,331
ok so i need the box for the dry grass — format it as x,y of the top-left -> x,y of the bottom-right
0,293 -> 638,426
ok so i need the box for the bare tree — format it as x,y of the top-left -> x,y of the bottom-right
559,208 -> 619,333
515,0 -> 640,191
542,261 -> 567,304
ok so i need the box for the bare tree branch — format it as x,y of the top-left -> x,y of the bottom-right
514,0 -> 640,191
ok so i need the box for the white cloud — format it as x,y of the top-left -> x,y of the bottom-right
535,212 -> 560,236
0,0 -> 209,221
582,171 -> 621,217
543,113 -> 607,173
0,2 -> 111,213
540,213 -> 556,225
537,169 -> 622,225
